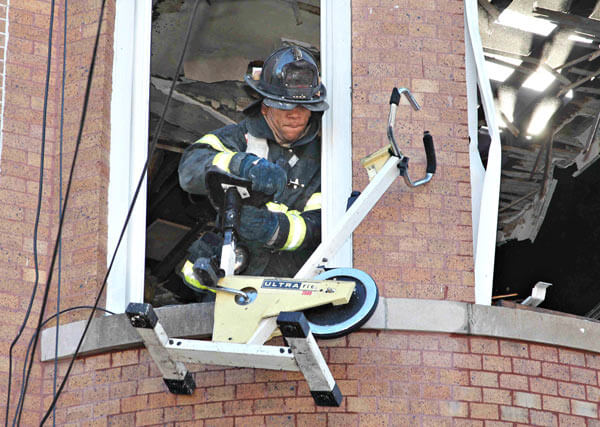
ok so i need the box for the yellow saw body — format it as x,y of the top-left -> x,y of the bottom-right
212,275 -> 355,343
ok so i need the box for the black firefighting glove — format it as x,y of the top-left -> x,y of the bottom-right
238,205 -> 282,247
233,154 -> 287,201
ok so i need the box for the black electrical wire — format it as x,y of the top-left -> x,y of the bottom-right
4,0 -> 56,425
39,1 -> 203,424
14,1 -> 108,424
53,0 -> 68,424
12,306 -> 114,426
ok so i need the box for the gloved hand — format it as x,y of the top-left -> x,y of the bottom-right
235,154 -> 287,200
238,205 -> 280,246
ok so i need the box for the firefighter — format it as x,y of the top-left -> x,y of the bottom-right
178,46 -> 328,294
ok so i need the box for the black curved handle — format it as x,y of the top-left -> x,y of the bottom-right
423,131 -> 437,174
389,87 -> 401,106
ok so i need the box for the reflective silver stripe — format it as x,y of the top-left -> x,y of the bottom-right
282,210 -> 306,251
194,134 -> 233,153
245,133 -> 269,159
212,152 -> 235,172
303,192 -> 322,212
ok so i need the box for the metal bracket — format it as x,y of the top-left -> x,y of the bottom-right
127,303 -> 342,406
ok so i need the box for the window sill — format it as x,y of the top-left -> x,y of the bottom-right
41,298 -> 600,362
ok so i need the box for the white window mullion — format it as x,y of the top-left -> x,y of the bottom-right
321,0 -> 352,269
107,0 -> 151,313
465,0 -> 502,305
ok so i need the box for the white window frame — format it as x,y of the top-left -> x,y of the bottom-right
106,0 -> 352,313
464,0 -> 502,305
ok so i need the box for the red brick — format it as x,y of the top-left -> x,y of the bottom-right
440,368 -> 469,385
205,417 -> 235,427
558,381 -> 586,400
93,399 -> 120,417
265,381 -> 297,397
120,395 -> 147,413
586,353 -> 600,369
512,358 -> 541,376
470,371 -> 498,387
421,384 -> 451,399
513,391 -> 541,409
542,395 -> 570,414
347,396 -> 377,412
587,385 -> 600,402
440,400 -> 468,417
559,349 -> 586,366
390,350 -> 421,365
453,353 -> 482,369
483,355 -> 512,372
135,408 -> 163,426
236,382 -> 267,399
470,402 -> 499,420
439,336 -> 469,353
253,398 -> 285,414
483,388 -> 511,405
530,377 -> 557,395
570,366 -> 597,385
529,409 -> 557,426
558,413 -> 587,426
195,402 -> 223,419
327,413 -> 359,426
224,368 -> 254,385
329,348 -> 359,364
530,345 -> 558,362
107,413 -> 135,426
265,414 -> 295,426
499,406 -> 528,423
111,350 -> 138,367
204,385 -> 235,402
542,362 -> 570,381
454,386 -> 482,402
136,378 -> 165,395
223,399 -> 253,416
500,374 -> 529,390
297,413 -> 327,427
148,392 -> 177,409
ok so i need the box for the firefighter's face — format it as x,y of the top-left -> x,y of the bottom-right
262,104 -> 311,143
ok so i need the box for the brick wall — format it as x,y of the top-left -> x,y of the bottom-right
43,333 -> 600,425
351,0 -> 473,303
3,0 -> 600,426
0,0 -> 114,423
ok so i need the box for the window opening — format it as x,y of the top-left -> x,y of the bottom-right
145,0 -> 325,307
474,0 -> 600,316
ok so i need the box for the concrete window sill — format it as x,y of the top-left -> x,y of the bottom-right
41,298 -> 600,362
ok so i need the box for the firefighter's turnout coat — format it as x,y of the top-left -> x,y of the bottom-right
178,105 -> 322,277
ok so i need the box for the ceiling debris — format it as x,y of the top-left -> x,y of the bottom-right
478,0 -> 600,244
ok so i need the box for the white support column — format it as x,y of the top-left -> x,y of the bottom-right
321,0 -> 352,270
464,0 -> 502,305
107,0 -> 151,312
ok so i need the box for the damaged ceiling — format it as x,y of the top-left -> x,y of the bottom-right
484,0 -> 600,316
479,0 -> 600,244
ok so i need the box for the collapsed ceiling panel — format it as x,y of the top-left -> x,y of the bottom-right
477,0 -> 600,244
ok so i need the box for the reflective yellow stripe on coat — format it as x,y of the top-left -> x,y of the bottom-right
303,192 -> 321,212
194,134 -> 235,172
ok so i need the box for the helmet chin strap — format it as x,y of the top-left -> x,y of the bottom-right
262,106 -> 309,147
